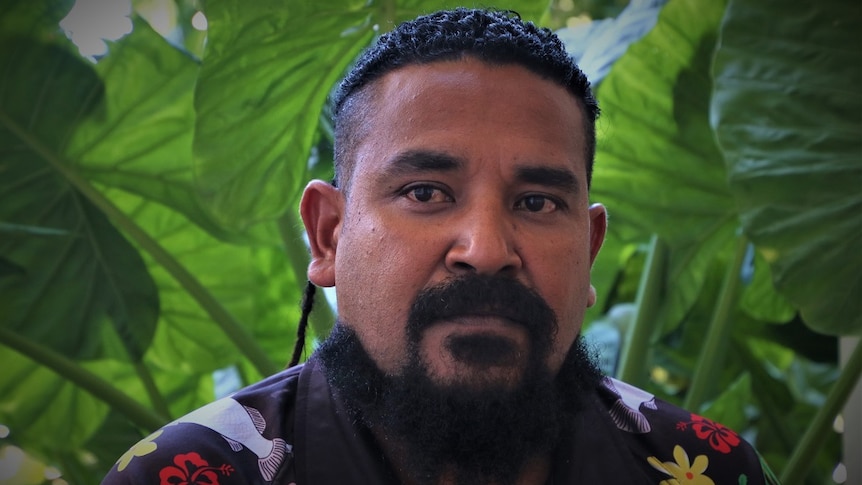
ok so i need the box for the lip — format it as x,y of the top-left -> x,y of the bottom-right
425,315 -> 528,339
444,314 -> 521,328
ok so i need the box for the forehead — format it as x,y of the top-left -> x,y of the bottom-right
351,58 -> 587,180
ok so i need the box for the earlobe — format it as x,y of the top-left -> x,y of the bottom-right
588,203 -> 607,265
300,180 -> 344,287
587,285 -> 597,308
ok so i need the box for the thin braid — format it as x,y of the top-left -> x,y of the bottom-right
288,281 -> 316,368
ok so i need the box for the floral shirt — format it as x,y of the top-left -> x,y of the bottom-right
101,356 -> 779,484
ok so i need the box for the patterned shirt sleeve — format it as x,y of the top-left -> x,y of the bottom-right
101,368 -> 301,485
600,376 -> 778,484
101,424 -> 265,485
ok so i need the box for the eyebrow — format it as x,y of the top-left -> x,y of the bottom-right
382,150 -> 463,177
379,149 -> 580,194
516,166 -> 580,194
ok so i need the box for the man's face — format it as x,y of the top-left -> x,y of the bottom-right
303,57 -> 606,386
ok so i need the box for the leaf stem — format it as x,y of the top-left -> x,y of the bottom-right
781,339 -> 862,484
99,185 -> 279,376
134,362 -> 172,420
684,234 -> 749,411
618,234 -> 668,386
0,327 -> 166,431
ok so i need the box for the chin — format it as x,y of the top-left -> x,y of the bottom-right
426,363 -> 528,392
420,329 -> 533,386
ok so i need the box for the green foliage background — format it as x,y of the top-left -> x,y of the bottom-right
0,0 -> 859,483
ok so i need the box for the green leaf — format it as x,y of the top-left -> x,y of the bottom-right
192,1 -> 374,228
193,0 -> 552,228
735,337 -> 795,426
711,0 -> 862,336
585,233 -> 634,321
67,18 -> 239,241
0,339 -> 211,471
0,0 -> 74,40
0,346 -> 111,454
103,187 -> 300,378
0,12 -> 280,466
0,35 -> 158,362
592,0 -> 734,329
740,250 -> 795,323
62,18 -> 282,375
701,372 -> 751,432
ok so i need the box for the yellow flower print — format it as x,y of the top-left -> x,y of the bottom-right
647,445 -> 715,485
116,429 -> 163,471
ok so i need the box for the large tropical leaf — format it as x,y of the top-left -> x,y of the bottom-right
102,187 -> 301,378
193,0 -> 552,228
66,17 -> 238,240
591,0 -> 737,329
711,0 -> 862,336
0,12 -> 158,363
556,0 -> 671,322
0,4 -> 299,468
59,17 -> 294,376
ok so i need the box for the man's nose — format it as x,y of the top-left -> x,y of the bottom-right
444,205 -> 523,275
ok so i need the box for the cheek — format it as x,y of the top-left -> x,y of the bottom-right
339,225 -> 399,310
529,236 -> 592,366
340,222 -> 413,286
333,219 -> 434,371
533,236 -> 590,303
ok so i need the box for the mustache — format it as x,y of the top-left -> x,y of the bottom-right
406,274 -> 558,349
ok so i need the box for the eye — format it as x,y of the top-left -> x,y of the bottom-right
402,184 -> 452,203
515,194 -> 560,213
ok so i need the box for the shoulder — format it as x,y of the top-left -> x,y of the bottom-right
596,377 -> 774,485
100,365 -> 304,485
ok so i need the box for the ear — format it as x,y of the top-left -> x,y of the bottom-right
300,180 -> 344,287
587,203 -> 607,265
586,203 -> 607,308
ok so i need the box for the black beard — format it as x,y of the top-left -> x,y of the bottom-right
405,274 -> 558,375
317,275 -> 603,485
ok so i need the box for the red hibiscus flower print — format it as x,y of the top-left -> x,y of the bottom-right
676,414 -> 741,454
159,452 -> 234,485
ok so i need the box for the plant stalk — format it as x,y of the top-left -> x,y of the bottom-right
683,235 -> 749,411
0,327 -> 166,431
84,180 -> 279,377
618,234 -> 668,386
134,361 -> 172,420
781,339 -> 862,484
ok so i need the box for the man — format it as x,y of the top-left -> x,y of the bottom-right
103,8 -> 778,485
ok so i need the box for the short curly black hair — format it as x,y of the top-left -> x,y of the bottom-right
332,7 -> 599,191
